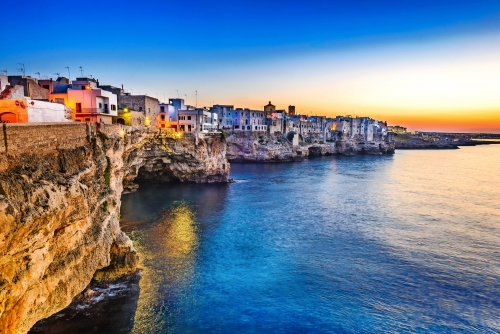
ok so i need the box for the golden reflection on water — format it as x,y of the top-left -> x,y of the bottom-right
129,203 -> 198,334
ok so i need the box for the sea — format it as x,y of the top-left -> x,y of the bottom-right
30,145 -> 500,333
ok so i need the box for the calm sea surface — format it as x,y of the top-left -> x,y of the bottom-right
32,146 -> 500,333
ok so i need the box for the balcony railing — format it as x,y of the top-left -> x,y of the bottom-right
75,108 -> 110,114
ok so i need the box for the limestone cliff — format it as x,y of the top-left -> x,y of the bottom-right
226,131 -> 394,162
0,123 -> 229,334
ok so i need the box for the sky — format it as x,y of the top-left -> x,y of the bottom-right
2,0 -> 500,132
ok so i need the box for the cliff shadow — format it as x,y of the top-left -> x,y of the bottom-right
29,273 -> 141,334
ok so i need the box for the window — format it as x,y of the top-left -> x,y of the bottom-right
187,116 -> 191,120
139,107 -> 143,112
111,105 -> 116,111
161,115 -> 165,120
99,103 -> 102,108
160,106 -> 165,112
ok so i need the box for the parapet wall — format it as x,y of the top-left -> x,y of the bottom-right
0,122 -> 88,155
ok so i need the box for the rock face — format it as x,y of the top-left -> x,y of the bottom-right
226,131 -> 394,162
226,131 -> 307,162
0,123 -> 229,334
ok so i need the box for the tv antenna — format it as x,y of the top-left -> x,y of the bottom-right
176,89 -> 179,98
184,94 -> 187,105
88,75 -> 93,79
17,63 -> 25,76
79,66 -> 84,77
0,69 -> 6,75
35,72 -> 41,78
195,90 -> 197,108
64,66 -> 70,80
53,72 -> 60,77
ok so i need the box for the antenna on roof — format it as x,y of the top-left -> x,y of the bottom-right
88,75 -> 93,79
64,66 -> 70,81
35,72 -> 41,78
17,63 -> 25,76
195,90 -> 197,108
184,94 -> 187,106
0,69 -> 7,75
176,89 -> 179,98
79,66 -> 84,77
53,72 -> 60,77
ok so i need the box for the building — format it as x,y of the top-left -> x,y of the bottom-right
0,99 -> 71,123
49,77 -> 118,124
0,75 -> 9,93
38,77 -> 70,94
288,105 -> 296,116
157,98 -> 191,129
214,104 -> 235,130
264,101 -> 276,115
7,76 -> 49,100
214,105 -> 267,132
178,108 -> 218,133
113,108 -> 146,126
117,94 -> 159,126
388,125 -> 407,133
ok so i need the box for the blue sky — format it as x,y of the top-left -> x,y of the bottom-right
2,0 -> 500,131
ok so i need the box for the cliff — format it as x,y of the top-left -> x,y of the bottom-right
0,123 -> 229,334
225,131 -> 394,162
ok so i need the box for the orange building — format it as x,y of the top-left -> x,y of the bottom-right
0,100 -> 29,123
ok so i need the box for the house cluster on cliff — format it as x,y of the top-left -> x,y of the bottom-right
0,72 -> 393,144
211,101 -> 391,144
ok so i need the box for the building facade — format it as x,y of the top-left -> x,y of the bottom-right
49,77 -> 118,124
117,94 -> 159,126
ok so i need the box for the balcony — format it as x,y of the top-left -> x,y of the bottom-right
75,108 -> 110,114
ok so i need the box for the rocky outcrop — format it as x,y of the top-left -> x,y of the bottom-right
226,132 -> 307,162
394,138 -> 458,149
226,131 -> 394,162
0,123 -> 229,334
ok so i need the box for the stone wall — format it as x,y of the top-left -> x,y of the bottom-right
0,123 -> 86,154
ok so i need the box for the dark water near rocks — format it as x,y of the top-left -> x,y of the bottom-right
32,146 -> 500,333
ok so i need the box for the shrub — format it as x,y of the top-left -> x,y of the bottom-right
104,156 -> 111,188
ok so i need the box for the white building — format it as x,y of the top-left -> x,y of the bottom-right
215,105 -> 267,132
49,77 -> 118,124
178,109 -> 218,133
0,75 -> 9,93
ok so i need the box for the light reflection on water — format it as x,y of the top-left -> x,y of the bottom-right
125,203 -> 200,334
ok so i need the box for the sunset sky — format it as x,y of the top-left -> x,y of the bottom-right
2,0 -> 500,132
